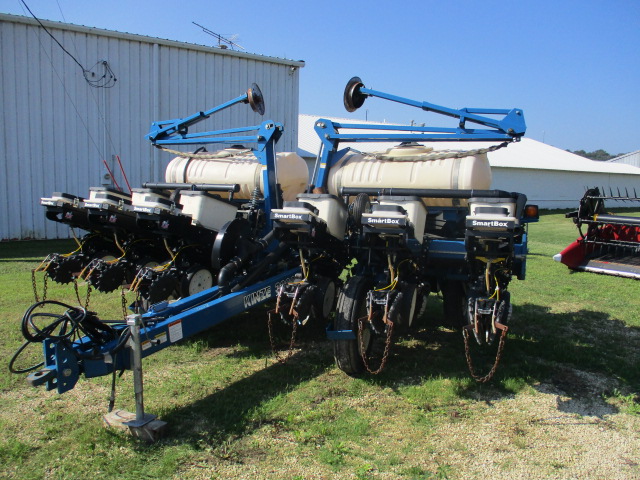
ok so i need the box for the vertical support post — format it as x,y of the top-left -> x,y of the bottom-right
103,314 -> 167,441
125,314 -> 156,427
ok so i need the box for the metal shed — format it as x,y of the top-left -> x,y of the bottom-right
0,13 -> 304,240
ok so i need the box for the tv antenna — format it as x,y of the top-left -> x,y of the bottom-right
192,22 -> 245,50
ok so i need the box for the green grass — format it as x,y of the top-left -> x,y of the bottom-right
1,211 -> 639,479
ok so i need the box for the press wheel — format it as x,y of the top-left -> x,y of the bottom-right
333,275 -> 372,375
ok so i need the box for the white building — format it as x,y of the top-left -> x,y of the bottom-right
0,13 -> 304,240
609,150 -> 640,169
298,114 -> 640,209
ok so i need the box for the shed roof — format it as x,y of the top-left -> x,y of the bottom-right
298,114 -> 640,176
0,13 -> 305,68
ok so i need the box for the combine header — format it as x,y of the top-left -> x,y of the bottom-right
555,187 -> 640,279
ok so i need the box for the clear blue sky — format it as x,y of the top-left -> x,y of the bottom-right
2,0 -> 639,154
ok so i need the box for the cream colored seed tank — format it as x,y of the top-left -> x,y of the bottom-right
165,148 -> 309,201
326,144 -> 492,206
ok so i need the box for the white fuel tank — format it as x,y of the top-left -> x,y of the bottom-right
164,148 -> 309,202
326,144 -> 492,206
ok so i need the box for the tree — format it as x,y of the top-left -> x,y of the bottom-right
567,149 -> 625,161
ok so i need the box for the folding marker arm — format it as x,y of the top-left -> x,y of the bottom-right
343,76 -> 525,137
146,83 -> 266,142
144,84 -> 284,215
312,76 -> 527,191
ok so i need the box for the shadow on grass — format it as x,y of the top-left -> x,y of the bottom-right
160,346 -> 333,444
86,288 -> 639,448
339,299 -> 640,419
0,239 -> 76,261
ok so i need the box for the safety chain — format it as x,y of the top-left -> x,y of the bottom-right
267,308 -> 299,364
369,141 -> 512,162
121,288 -> 129,321
462,324 -> 508,383
154,145 -> 251,159
31,269 -> 48,303
358,312 -> 394,375
72,278 -> 91,310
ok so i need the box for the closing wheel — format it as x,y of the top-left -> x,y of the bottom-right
47,255 -> 86,285
441,280 -> 467,328
315,276 -> 337,320
247,83 -> 265,115
180,265 -> 214,297
333,275 -> 372,375
90,262 -> 126,293
343,76 -> 367,112
394,283 -> 418,330
147,273 -> 177,304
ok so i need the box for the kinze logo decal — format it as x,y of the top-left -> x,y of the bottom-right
243,286 -> 272,308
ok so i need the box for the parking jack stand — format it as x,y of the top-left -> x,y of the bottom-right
103,314 -> 167,441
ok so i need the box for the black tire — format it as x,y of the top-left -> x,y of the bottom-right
414,287 -> 430,325
395,283 -> 418,330
315,276 -> 337,321
441,280 -> 467,328
333,275 -> 372,375
350,193 -> 371,228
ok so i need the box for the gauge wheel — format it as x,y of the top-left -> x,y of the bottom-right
136,257 -> 160,270
394,283 -> 418,330
333,275 -> 372,375
94,250 -> 117,262
441,280 -> 467,328
180,265 -> 214,297
315,277 -> 337,321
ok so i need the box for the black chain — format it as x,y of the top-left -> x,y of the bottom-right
358,311 -> 394,375
267,308 -> 298,364
121,288 -> 129,320
374,141 -> 513,161
462,324 -> 508,383
73,278 -> 91,310
31,269 -> 41,303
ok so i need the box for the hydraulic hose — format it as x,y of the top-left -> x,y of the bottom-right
217,231 -> 275,294
231,241 -> 290,293
8,300 -> 127,374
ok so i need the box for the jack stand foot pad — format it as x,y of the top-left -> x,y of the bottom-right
103,409 -> 167,442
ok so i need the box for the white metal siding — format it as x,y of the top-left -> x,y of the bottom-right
492,168 -> 640,209
609,151 -> 640,168
0,14 -> 302,240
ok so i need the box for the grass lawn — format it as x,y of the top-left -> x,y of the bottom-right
1,211 -> 639,480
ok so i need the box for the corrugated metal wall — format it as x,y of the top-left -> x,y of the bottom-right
0,14 -> 303,240
609,151 -> 640,168
492,168 -> 640,209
